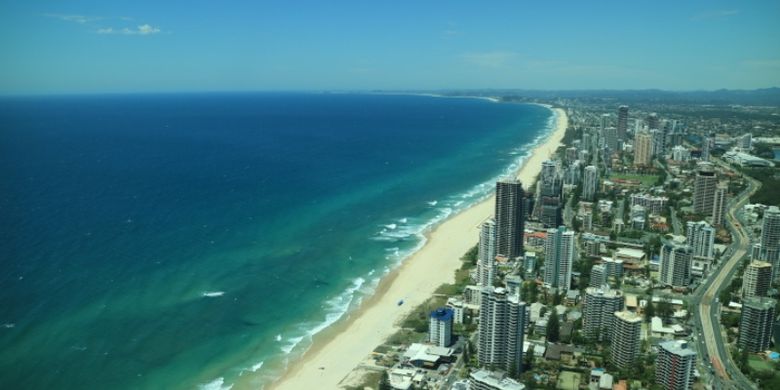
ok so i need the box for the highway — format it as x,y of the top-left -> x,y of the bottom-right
690,161 -> 760,390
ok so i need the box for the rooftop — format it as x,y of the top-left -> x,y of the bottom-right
470,369 -> 525,390
659,340 -> 697,357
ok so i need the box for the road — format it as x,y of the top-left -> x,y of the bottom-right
690,162 -> 759,390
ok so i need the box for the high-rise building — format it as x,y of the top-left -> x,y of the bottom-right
671,145 -> 690,162
495,179 -> 525,260
617,106 -> 629,141
478,287 -> 526,375
429,307 -> 454,347
583,165 -> 598,201
539,196 -> 562,228
660,241 -> 693,289
600,114 -> 611,146
743,261 -> 772,299
738,296 -> 777,352
755,206 -> 780,280
656,340 -> 697,390
646,112 -> 659,130
711,183 -> 727,227
686,221 -> 715,259
604,127 -> 618,151
630,193 -> 668,215
539,160 -> 561,197
589,264 -> 606,288
543,226 -> 575,292
633,129 -> 653,166
582,286 -> 624,340
761,206 -> 780,253
740,133 -> 753,150
701,137 -> 713,161
478,218 -> 497,288
693,162 -> 717,216
649,129 -> 664,156
610,311 -> 642,370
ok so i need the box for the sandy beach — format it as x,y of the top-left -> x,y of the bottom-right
269,106 -> 568,390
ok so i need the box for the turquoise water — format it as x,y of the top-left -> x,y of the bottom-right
0,93 -> 553,389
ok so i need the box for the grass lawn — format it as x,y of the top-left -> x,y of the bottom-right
610,173 -> 659,187
748,355 -> 773,371
557,371 -> 581,390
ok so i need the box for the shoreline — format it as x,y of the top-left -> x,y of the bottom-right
266,106 -> 569,390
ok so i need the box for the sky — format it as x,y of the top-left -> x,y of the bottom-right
1,1 -> 779,94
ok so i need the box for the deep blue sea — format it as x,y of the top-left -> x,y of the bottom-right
0,93 -> 552,389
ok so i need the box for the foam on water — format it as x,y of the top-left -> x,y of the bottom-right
202,291 -> 225,298
199,377 -> 233,390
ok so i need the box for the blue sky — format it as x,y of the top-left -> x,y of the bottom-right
2,1 -> 779,94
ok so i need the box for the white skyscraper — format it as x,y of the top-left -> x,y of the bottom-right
543,226 -> 575,292
583,165 -> 598,201
686,221 -> 715,259
429,307 -> 454,347
743,261 -> 772,299
660,241 -> 693,289
755,206 -> 780,280
478,287 -> 526,375
582,286 -> 624,340
656,340 -> 697,390
610,311 -> 642,370
478,218 -> 497,288
711,182 -> 727,227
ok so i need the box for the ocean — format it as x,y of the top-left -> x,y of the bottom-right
0,93 -> 553,389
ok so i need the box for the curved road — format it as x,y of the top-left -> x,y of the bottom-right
691,161 -> 760,390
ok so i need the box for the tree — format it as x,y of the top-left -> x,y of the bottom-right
547,310 -> 560,343
657,299 -> 673,321
644,298 -> 655,322
379,371 -> 392,390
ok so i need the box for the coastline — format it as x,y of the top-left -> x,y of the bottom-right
266,106 -> 569,390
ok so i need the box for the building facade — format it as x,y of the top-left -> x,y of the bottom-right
478,287 -> 526,375
610,311 -> 642,370
582,286 -> 624,340
660,242 -> 693,289
738,296 -> 777,352
429,307 -> 454,347
656,340 -> 697,390
693,162 -> 717,216
478,218 -> 497,288
495,179 -> 525,260
742,261 -> 772,299
543,226 -> 575,292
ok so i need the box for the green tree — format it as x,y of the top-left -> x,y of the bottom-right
547,310 -> 560,343
379,371 -> 392,390
644,299 -> 655,322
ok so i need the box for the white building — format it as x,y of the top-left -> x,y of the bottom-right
469,369 -> 525,390
610,311 -> 642,370
478,218 -> 497,288
478,287 -> 526,374
583,165 -> 599,201
686,220 -> 715,259
660,241 -> 693,289
543,226 -> 575,292
582,286 -> 624,340
429,307 -> 454,347
743,261 -> 772,299
656,340 -> 697,390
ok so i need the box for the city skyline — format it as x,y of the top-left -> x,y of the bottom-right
2,1 -> 780,94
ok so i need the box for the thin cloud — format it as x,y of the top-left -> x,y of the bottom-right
461,51 -> 519,68
45,13 -> 102,24
96,24 -> 162,35
691,9 -> 739,21
741,59 -> 780,69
